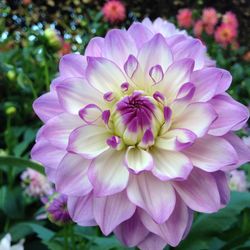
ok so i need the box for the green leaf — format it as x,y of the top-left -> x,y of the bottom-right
0,156 -> 45,175
177,192 -> 250,250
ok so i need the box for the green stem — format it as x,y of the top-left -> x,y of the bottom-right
64,226 -> 69,250
70,224 -> 77,250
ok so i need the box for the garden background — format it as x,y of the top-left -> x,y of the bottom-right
0,0 -> 250,249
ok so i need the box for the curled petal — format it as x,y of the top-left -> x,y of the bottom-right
124,54 -> 139,79
149,65 -> 164,84
79,104 -> 102,124
125,147 -> 154,174
176,82 -> 195,101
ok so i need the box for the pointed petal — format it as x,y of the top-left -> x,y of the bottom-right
67,125 -> 109,159
138,233 -> 167,250
173,168 -> 221,213
223,133 -> 250,169
88,149 -> 129,196
86,57 -> 127,94
56,77 -> 103,115
125,147 -> 154,174
67,193 -> 96,226
151,148 -> 193,180
140,195 -> 191,247
114,211 -> 149,247
191,68 -> 232,102
94,191 -> 136,235
55,153 -> 92,196
208,94 -> 249,136
85,37 -> 104,57
138,34 -> 173,74
103,29 -> 137,68
33,91 -> 63,122
59,54 -> 87,77
172,102 -> 217,137
42,113 -> 83,149
127,172 -> 176,224
184,135 -> 238,172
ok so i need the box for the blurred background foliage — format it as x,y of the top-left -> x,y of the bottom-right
0,0 -> 250,249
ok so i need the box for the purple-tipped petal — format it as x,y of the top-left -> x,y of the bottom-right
149,65 -> 164,84
173,168 -> 221,213
67,125 -> 110,159
106,136 -> 121,149
86,57 -> 127,94
103,29 -> 137,68
127,172 -> 176,224
125,147 -> 154,174
85,37 -> 104,57
124,54 -> 139,79
184,135 -> 238,172
79,104 -> 102,124
191,68 -> 232,102
59,54 -> 87,78
88,149 -> 129,196
93,191 -> 136,235
151,148 -> 193,180
114,211 -> 149,247
102,110 -> 111,125
176,82 -> 195,101
41,113 -> 83,149
208,94 -> 249,136
56,77 -> 103,115
67,193 -> 96,226
55,153 -> 92,196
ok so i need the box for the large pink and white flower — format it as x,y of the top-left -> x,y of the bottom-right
31,18 -> 250,250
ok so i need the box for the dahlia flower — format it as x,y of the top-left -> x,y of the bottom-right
102,0 -> 126,24
46,193 -> 71,226
228,170 -> 248,192
222,11 -> 238,29
177,8 -> 193,29
21,168 -> 54,198
215,23 -> 237,47
202,7 -> 218,27
193,20 -> 203,37
31,17 -> 250,249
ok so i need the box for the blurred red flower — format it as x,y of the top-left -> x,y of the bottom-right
102,0 -> 126,23
177,8 -> 193,28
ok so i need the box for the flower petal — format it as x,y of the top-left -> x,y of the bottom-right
55,153 -> 92,196
140,195 -> 191,247
103,29 -> 137,68
223,133 -> 250,170
184,135 -> 238,172
173,168 -> 221,213
56,77 -> 103,115
172,102 -> 217,137
128,22 -> 153,49
151,148 -> 193,180
156,128 -> 197,151
67,125 -> 110,159
59,54 -> 87,78
88,149 -> 129,196
67,193 -> 96,226
33,91 -> 63,122
127,172 -> 176,224
191,68 -> 232,102
86,57 -> 127,94
138,233 -> 167,250
125,147 -> 154,174
138,33 -> 173,74
93,191 -> 136,235
208,94 -> 249,136
42,113 -> 83,149
114,211 -> 149,247
85,37 -> 104,57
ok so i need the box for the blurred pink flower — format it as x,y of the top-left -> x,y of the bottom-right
215,24 -> 237,47
60,41 -> 71,56
223,11 -> 238,29
102,0 -> 126,23
193,20 -> 203,37
202,8 -> 218,27
228,170 -> 248,192
21,168 -> 54,198
177,8 -> 193,28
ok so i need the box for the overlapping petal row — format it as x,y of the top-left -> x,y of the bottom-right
31,18 -> 250,250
